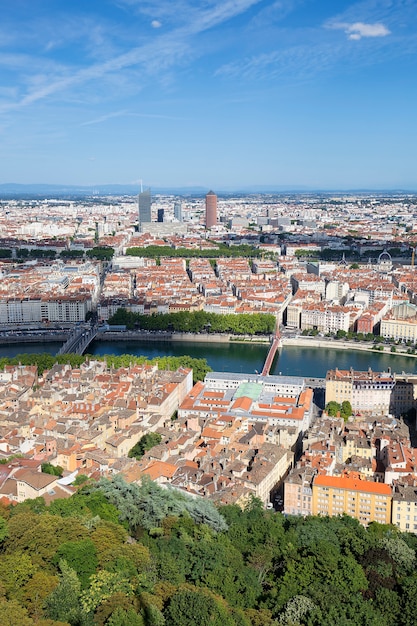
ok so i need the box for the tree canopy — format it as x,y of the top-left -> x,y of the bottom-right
109,309 -> 276,336
1,476 -> 417,625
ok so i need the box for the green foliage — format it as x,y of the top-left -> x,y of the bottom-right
86,246 -> 114,260
44,560 -> 83,625
60,249 -> 85,258
324,400 -> 352,421
108,308 -> 275,336
107,607 -> 145,626
0,352 -> 211,384
278,594 -> 316,625
5,511 -> 88,569
325,401 -> 340,417
335,329 -> 347,339
128,433 -> 162,460
164,585 -> 235,626
0,552 -> 37,598
73,474 -> 89,486
2,477 -> 417,624
54,539 -> 98,589
91,474 -> 228,533
0,516 -> 8,543
125,243 -> 261,260
0,248 -> 12,258
0,598 -> 35,626
340,400 -> 353,420
80,569 -> 134,615
42,462 -> 64,477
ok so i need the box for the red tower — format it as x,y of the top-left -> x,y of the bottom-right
205,190 -> 217,228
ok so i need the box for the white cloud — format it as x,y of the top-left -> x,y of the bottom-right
151,20 -> 162,28
329,21 -> 391,40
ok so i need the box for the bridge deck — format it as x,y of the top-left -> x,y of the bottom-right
56,325 -> 99,356
260,333 -> 281,376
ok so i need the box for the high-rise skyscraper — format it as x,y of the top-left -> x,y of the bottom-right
138,188 -> 152,229
157,208 -> 164,223
174,200 -> 182,222
205,190 -> 217,228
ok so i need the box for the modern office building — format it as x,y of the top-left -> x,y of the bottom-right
174,200 -> 182,222
138,188 -> 152,229
205,190 -> 217,228
157,208 -> 164,223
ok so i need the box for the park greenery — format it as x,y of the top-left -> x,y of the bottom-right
108,309 -> 276,336
1,475 -> 417,625
0,353 -> 212,384
86,247 -> 115,261
125,243 -> 265,260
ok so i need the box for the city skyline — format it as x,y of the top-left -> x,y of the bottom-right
1,1 -> 417,190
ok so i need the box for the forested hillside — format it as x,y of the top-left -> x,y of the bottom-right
1,475 -> 417,626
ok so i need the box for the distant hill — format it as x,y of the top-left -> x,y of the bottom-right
0,182 -> 416,199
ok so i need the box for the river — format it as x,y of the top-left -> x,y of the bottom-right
0,339 -> 415,379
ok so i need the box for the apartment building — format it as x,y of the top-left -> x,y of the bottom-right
325,368 -> 395,415
392,484 -> 417,532
312,474 -> 392,525
284,466 -> 315,516
381,302 -> 417,342
301,303 -> 357,334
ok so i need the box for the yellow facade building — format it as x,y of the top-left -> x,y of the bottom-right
312,474 -> 392,526
392,484 -> 417,533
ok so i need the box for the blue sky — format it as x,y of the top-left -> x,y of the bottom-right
1,0 -> 417,190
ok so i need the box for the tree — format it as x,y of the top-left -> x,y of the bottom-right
0,599 -> 35,626
335,329 -> 347,339
278,595 -> 316,625
164,586 -> 231,626
92,475 -> 227,533
0,517 -> 8,543
80,570 -> 134,616
340,401 -> 353,420
41,463 -> 64,477
73,474 -> 89,486
21,571 -> 59,621
44,560 -> 83,625
0,552 -> 37,598
86,247 -> 114,261
128,433 -> 162,460
54,539 -> 98,589
107,608 -> 145,626
92,592 -> 141,626
325,401 -> 340,417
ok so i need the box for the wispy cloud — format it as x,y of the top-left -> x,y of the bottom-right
328,21 -> 391,40
80,110 -> 184,126
216,42 -> 341,82
0,0 -> 261,114
80,110 -> 129,126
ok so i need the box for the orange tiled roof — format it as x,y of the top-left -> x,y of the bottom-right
314,474 -> 391,495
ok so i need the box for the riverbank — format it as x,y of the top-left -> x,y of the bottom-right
282,336 -> 417,359
0,332 -> 68,344
96,331 -> 232,343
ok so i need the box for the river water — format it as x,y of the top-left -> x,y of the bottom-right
0,339 -> 415,379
